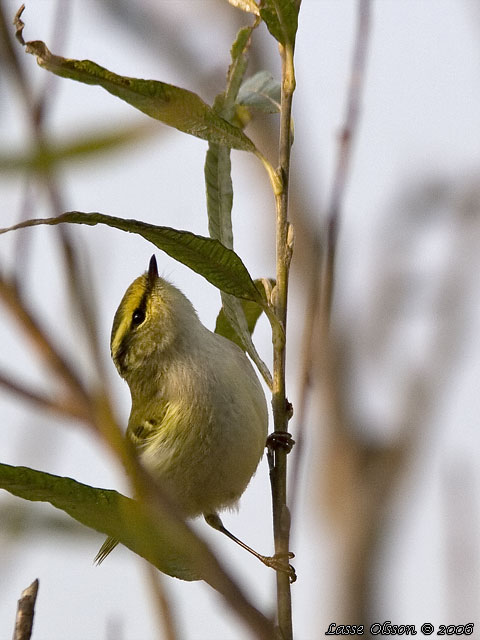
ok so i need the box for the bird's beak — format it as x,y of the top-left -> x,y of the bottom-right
148,255 -> 159,287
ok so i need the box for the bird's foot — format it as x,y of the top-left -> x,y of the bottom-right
258,551 -> 297,583
266,431 -> 295,454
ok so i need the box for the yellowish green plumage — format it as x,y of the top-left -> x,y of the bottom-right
96,256 -> 268,562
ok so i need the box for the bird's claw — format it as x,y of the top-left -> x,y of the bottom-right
266,431 -> 295,454
260,552 -> 297,583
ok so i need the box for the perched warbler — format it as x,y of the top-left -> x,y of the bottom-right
96,255 -> 269,564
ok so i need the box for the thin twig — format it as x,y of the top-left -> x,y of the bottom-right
12,579 -> 39,640
321,179 -> 477,628
323,0 -> 372,321
33,0 -> 71,125
144,564 -> 179,640
316,0 -> 373,624
0,276 -> 90,407
0,368 -> 89,421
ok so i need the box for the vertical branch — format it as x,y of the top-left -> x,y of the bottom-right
144,564 -> 179,640
317,0 -> 372,625
270,41 -> 296,640
322,0 -> 372,322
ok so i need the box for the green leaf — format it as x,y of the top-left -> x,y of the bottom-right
0,212 -> 263,303
205,144 -> 234,249
0,463 -> 205,580
237,71 -> 281,113
204,26 -> 254,249
24,40 -> 256,153
0,123 -> 158,173
215,279 -> 274,349
203,27 -> 272,388
215,279 -> 274,389
224,26 -> 253,117
229,26 -> 254,74
259,0 -> 298,45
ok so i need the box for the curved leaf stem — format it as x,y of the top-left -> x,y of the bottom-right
255,150 -> 283,195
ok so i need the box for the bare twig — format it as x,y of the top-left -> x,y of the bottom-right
322,177 -> 476,627
315,0 -> 376,625
12,579 -> 39,640
0,368 -> 89,421
0,276 -> 90,408
323,0 -> 372,321
290,0 -> 373,547
144,564 -> 179,640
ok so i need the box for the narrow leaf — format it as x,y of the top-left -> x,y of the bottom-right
237,71 -> 281,113
259,0 -> 298,45
205,25 -> 254,248
205,144 -> 233,248
24,40 -> 256,152
0,212 -> 263,304
204,25 -> 271,387
224,26 -> 253,117
215,280 -> 274,389
0,463 -> 204,580
218,292 -> 273,388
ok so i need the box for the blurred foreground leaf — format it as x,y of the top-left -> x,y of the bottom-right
0,122 -> 158,173
23,40 -> 257,152
0,463 -> 205,580
0,501 -> 93,539
0,212 -> 264,304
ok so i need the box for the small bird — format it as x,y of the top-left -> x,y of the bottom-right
96,255 -> 268,565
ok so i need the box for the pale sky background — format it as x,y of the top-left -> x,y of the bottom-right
1,1 -> 480,639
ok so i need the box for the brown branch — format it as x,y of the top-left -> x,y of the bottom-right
0,369 -> 89,421
9,4 -> 107,387
322,176 -> 476,627
323,0 -> 372,321
0,276 -> 90,406
12,579 -> 39,640
144,564 -> 179,640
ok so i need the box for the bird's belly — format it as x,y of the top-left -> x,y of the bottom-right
139,412 -> 265,517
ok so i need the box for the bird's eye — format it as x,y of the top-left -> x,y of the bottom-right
131,308 -> 146,327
